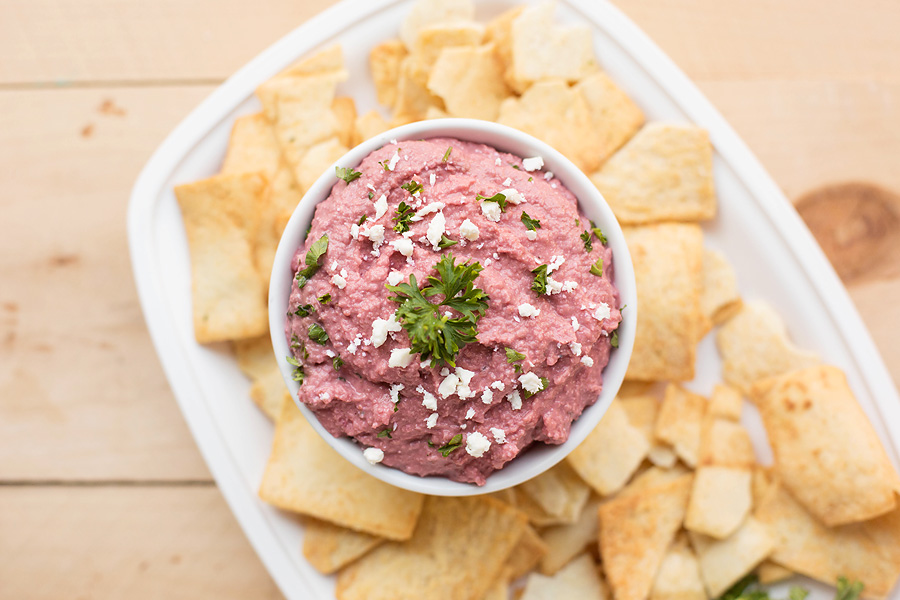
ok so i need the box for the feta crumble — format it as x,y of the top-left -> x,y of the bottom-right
490,381 -> 506,391
370,312 -> 402,348
507,390 -> 522,410
387,150 -> 401,171
331,272 -> 347,289
519,372 -> 545,394
459,219 -> 480,241
438,372 -> 460,398
481,201 -> 502,222
389,384 -> 404,404
490,428 -> 507,444
593,302 -> 611,322
518,303 -> 540,318
569,342 -> 582,356
465,432 -> 491,457
465,407 -> 475,420
390,238 -> 414,257
481,389 -> 493,404
526,230 -> 537,241
571,316 -> 580,332
363,447 -> 384,464
388,348 -> 415,368
387,270 -> 404,286
502,188 -> 525,205
426,413 -> 438,429
523,156 -> 544,171
581,356 -> 594,367
426,212 -> 446,250
373,194 -> 388,220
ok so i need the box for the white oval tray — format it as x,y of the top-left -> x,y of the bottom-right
127,1 -> 900,598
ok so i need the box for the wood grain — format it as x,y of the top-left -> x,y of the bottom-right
0,486 -> 282,599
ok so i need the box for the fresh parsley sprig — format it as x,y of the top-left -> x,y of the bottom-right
590,257 -> 604,277
531,264 -> 548,295
521,211 -> 542,231
393,202 -> 415,233
401,179 -> 424,195
505,347 -> 526,373
476,192 -> 508,212
580,220 -> 608,252
308,323 -> 329,345
437,433 -> 463,456
285,355 -> 305,384
295,234 -> 329,289
335,166 -> 362,183
386,253 -> 489,366
437,234 -> 457,249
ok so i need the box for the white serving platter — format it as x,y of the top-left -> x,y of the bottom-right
127,1 -> 900,598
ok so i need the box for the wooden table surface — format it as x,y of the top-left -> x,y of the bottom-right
2,1 -> 899,597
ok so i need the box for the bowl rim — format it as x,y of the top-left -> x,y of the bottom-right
268,117 -> 637,496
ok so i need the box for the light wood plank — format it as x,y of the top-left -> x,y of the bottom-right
0,0 -> 335,84
0,86 -> 215,480
0,486 -> 283,599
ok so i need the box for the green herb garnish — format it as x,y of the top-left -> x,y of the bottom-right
437,433 -> 463,456
377,429 -> 392,439
332,354 -> 344,370
386,253 -> 489,366
335,166 -> 361,183
531,264 -> 548,295
308,323 -> 329,345
591,221 -> 607,245
293,303 -> 314,317
835,577 -> 864,600
580,230 -> 593,252
520,211 -> 542,231
377,159 -> 390,171
717,575 -> 863,600
442,146 -> 452,162
590,257 -> 604,277
522,376 -> 549,399
511,164 -> 521,170
367,191 -> 374,199
294,234 -> 329,289
393,201 -> 415,233
610,330 -> 619,348
505,347 -> 526,372
318,293 -> 332,304
438,234 -> 458,249
528,176 -> 534,182
401,179 -> 424,195
357,214 -> 368,225
476,192 -> 508,212
285,355 -> 305,385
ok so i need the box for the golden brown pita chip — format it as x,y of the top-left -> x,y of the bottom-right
331,96 -> 358,148
685,466 -> 753,539
567,400 -> 650,496
298,136 -> 349,193
175,173 -> 269,343
258,401 -> 424,540
708,384 -> 743,421
428,43 -> 511,121
519,460 -> 591,524
484,6 -> 524,76
482,567 -> 514,600
509,3 -> 596,90
576,71 -> 645,169
540,497 -> 600,575
232,334 -> 276,380
751,467 -> 780,508
620,396 -> 678,468
249,368 -> 290,421
651,536 -> 707,600
752,365 -> 900,526
655,385 -> 707,468
369,40 -> 407,108
690,518 -> 775,597
522,554 -> 606,600
698,418 -> 756,468
507,524 -> 549,581
413,22 -> 484,68
618,464 -> 692,501
511,485 -> 577,527
399,0 -> 475,49
591,123 -> 714,224
355,110 -> 391,141
716,300 -> 820,393
623,224 -> 704,381
756,561 -> 793,584
393,56 -> 445,121
302,518 -> 385,575
756,484 -> 900,599
599,475 -> 693,600
336,496 -> 527,600
279,44 -> 345,78
700,249 -> 742,327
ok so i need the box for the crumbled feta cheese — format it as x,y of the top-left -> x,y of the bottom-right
519,372 -> 545,394
347,333 -> 363,355
571,316 -> 580,332
546,277 -> 563,294
420,359 -> 432,369
548,255 -> 565,273
481,201 -> 502,222
429,173 -> 436,186
440,367 -> 450,376
581,356 -> 594,367
412,202 -> 445,221
593,302 -> 611,322
502,177 -> 512,186
484,258 -> 492,267
422,390 -> 438,411
502,188 -> 525,205
318,391 -> 330,401
518,303 -> 540,318
366,183 -> 376,192
459,219 -> 480,241
373,194 -> 388,220
544,171 -> 554,180
370,312 -> 402,348
387,270 -> 404,286
325,349 -> 336,358
438,373 -> 460,398
490,428 -> 507,444
481,389 -> 493,404
465,431 -> 491,457
495,157 -> 502,166
390,238 -> 414,257
507,390 -> 522,410
330,260 -> 338,271
523,156 -> 544,171
570,342 -> 582,356
389,348 -> 415,368
389,384 -> 404,404
455,367 -> 476,399
490,380 -> 506,391
426,413 -> 438,429
363,447 -> 384,464
387,150 -> 401,171
465,407 -> 475,420
526,230 -> 537,241
426,212 -> 446,250
493,252 -> 499,260
331,273 -> 347,289
362,224 -> 386,254
562,281 -> 578,293
349,223 -> 360,239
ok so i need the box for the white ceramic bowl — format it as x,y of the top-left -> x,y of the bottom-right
269,118 -> 637,496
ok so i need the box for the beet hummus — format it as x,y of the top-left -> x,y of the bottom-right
285,138 -> 622,485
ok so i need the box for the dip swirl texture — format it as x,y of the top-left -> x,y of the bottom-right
286,138 -> 621,485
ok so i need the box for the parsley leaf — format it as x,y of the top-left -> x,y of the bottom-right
377,428 -> 392,439
442,146 -> 452,162
335,166 -> 361,183
610,330 -> 619,348
332,354 -> 344,370
386,253 -> 489,366
308,323 -> 329,345
367,191 -> 374,199
437,234 -> 458,249
531,264 -> 548,295
293,303 -> 314,317
317,293 -> 331,304
437,433 -> 463,456
580,230 -> 593,252
357,214 -> 368,225
591,221 -> 608,245
505,348 -> 526,363
285,355 -> 305,385
476,192 -> 508,212
835,578 -> 864,600
522,376 -> 549,399
290,335 -> 308,360
393,201 -> 415,233
590,257 -> 604,277
294,234 -> 329,289
520,211 -> 542,231
401,179 -> 424,195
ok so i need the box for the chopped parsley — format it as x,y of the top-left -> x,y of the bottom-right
317,293 -> 332,304
393,201 -> 415,233
610,330 -> 619,348
528,176 -> 534,182
590,257 -> 604,277
437,234 -> 458,249
522,376 -> 549,399
476,192 -> 508,212
290,335 -> 308,360
401,179 -> 424,195
386,253 -> 489,366
717,575 -> 862,600
442,146 -> 452,162
377,428 -> 392,439
335,166 -> 362,183
511,164 -> 521,170
531,264 -> 548,295
294,234 -> 329,289
505,347 -> 526,372
332,354 -> 344,370
285,355 -> 305,385
293,303 -> 314,317
520,211 -> 542,231
437,433 -> 463,457
308,323 -> 329,345
580,230 -> 593,252
580,221 -> 608,252
377,159 -> 390,171
357,214 -> 368,225
834,577 -> 864,600
367,191 -> 374,199
591,221 -> 608,245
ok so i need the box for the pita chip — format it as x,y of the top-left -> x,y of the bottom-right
540,497 -> 601,575
618,464 -> 692,501
355,110 -> 391,141
623,224 -> 704,382
428,43 -> 511,121
279,44 -> 345,79
716,300 -> 820,393
522,554 -> 606,600
691,518 -> 775,597
336,496 -> 526,600
757,561 -> 793,584
369,40 -> 407,108
651,536 -> 707,600
412,22 -> 484,69
700,249 -> 742,328
752,365 -> 900,526
708,384 -> 743,421
258,401 -> 424,540
620,395 -> 678,468
655,384 -> 707,468
399,0 -> 475,49
576,71 -> 645,167
249,368 -> 291,421
507,524 -> 549,580
685,466 -> 753,539
298,137 -> 349,193
519,460 -> 591,523
590,123 -> 715,224
302,518 -> 385,575
232,334 -> 276,380
697,418 -> 756,468
599,475 -> 693,600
